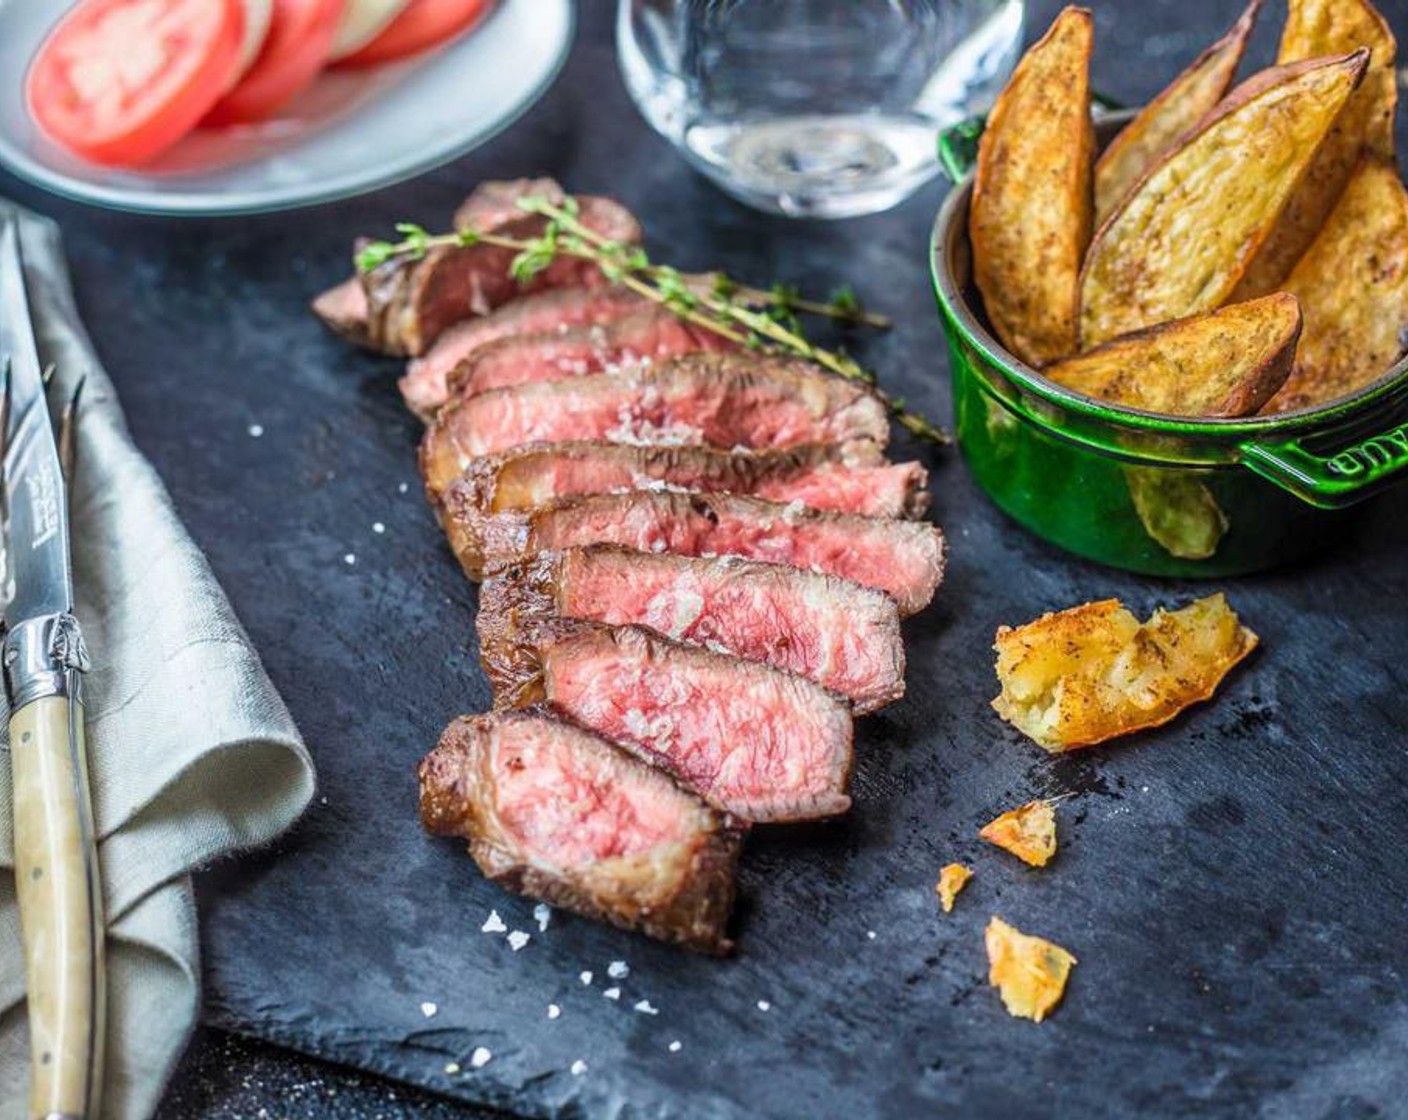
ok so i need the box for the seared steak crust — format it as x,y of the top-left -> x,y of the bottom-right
436,439 -> 930,519
480,547 -> 906,713
446,305 -> 737,399
400,287 -> 648,420
419,353 -> 890,490
420,710 -> 742,954
446,489 -> 946,613
312,179 -> 643,356
477,620 -> 855,823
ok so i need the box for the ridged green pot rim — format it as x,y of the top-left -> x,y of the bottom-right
929,112 -> 1408,510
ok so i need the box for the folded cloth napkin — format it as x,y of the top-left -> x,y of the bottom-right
0,205 -> 316,1117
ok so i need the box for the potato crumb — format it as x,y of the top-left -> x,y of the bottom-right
935,863 -> 974,912
980,801 -> 1057,867
985,916 -> 1076,1022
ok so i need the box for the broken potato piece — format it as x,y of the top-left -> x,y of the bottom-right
1079,50 -> 1368,348
980,801 -> 1058,867
992,594 -> 1258,751
936,863 -> 974,913
986,916 -> 1076,1022
1046,293 -> 1300,417
970,6 -> 1094,366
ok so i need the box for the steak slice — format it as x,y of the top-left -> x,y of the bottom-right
481,547 -> 906,713
420,709 -> 742,954
446,490 -> 946,613
440,439 -> 930,519
312,179 -> 643,356
481,621 -> 854,823
447,305 -> 738,399
419,353 -> 889,488
400,287 -> 647,419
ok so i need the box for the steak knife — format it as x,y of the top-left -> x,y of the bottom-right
0,220 -> 105,1120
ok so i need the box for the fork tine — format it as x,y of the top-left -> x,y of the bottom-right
58,376 -> 84,484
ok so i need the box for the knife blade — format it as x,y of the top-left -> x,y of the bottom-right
0,218 -> 105,1120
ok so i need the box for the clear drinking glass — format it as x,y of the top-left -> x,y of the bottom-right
617,0 -> 1025,219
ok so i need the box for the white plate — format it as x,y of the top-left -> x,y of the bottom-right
0,0 -> 573,216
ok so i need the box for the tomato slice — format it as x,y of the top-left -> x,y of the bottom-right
27,0 -> 246,167
335,0 -> 492,68
204,0 -> 345,126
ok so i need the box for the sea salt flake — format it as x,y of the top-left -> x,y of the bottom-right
398,482 -> 410,493
420,1001 -> 438,1018
507,930 -> 531,951
343,553 -> 356,565
470,1047 -> 492,1069
668,1041 -> 682,1053
533,903 -> 552,932
372,522 -> 386,534
247,424 -> 264,438
580,970 -> 594,986
570,1060 -> 588,1076
547,1004 -> 561,1020
757,1000 -> 771,1012
634,1000 -> 659,1016
443,1062 -> 461,1075
607,960 -> 630,980
604,987 -> 622,1000
481,910 -> 507,934
867,930 -> 877,940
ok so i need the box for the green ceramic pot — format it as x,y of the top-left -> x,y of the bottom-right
930,113 -> 1408,577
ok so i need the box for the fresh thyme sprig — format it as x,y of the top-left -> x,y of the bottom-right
356,198 -> 948,444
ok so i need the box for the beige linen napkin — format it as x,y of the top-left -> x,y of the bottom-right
0,205 -> 316,1117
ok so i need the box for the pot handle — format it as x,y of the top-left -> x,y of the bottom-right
1241,421 -> 1408,509
937,95 -> 1127,184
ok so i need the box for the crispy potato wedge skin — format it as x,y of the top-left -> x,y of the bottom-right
1234,0 -> 1397,299
1265,157 -> 1408,412
992,594 -> 1257,752
1045,293 -> 1301,417
1079,52 -> 1367,350
935,863 -> 973,913
1094,0 -> 1260,224
979,800 -> 1057,868
970,6 -> 1094,367
985,917 -> 1076,1023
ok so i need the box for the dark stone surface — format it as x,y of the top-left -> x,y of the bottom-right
6,1 -> 1408,1117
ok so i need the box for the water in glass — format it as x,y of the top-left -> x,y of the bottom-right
617,0 -> 1025,218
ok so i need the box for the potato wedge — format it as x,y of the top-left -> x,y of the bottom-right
1046,293 -> 1301,417
992,594 -> 1257,752
1234,0 -> 1397,298
1094,0 -> 1261,223
1079,51 -> 1368,349
1265,157 -> 1408,412
970,6 -> 1094,367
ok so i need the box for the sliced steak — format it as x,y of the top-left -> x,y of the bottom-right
441,439 -> 930,519
400,287 -> 647,419
481,621 -> 854,823
420,709 -> 742,954
419,353 -> 889,490
447,305 -> 738,400
312,179 -> 643,356
482,547 -> 905,713
447,489 -> 946,613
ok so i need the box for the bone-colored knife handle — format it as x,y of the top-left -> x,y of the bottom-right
11,695 -> 105,1120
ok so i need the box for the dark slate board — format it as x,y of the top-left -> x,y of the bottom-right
7,2 -> 1408,1117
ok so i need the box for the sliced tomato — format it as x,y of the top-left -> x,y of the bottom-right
27,0 -> 246,166
335,0 -> 494,68
204,0 -> 345,126
327,0 -> 411,61
232,0 -> 275,83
